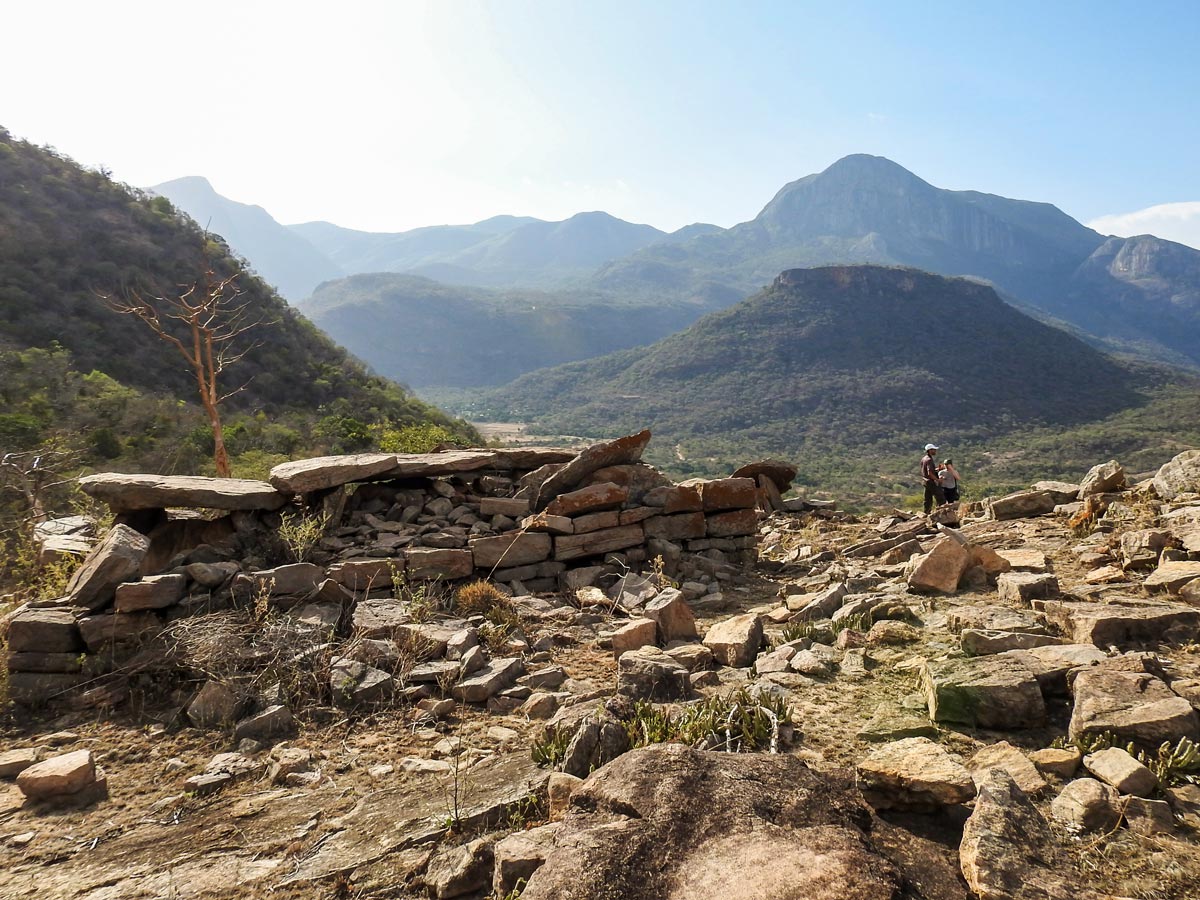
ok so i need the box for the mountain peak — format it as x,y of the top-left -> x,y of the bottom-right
819,153 -> 920,180
151,175 -> 217,194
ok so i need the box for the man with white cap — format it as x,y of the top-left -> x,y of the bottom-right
921,443 -> 946,514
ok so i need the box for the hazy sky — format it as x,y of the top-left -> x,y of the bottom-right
4,1 -> 1199,240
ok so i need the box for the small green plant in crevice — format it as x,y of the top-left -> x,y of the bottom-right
1050,731 -> 1118,755
625,688 -> 793,754
1046,732 -> 1200,788
502,795 -> 546,832
393,571 -> 451,623
277,509 -> 329,563
531,727 -> 571,769
1135,736 -> 1200,787
494,878 -> 527,900
777,620 -> 814,645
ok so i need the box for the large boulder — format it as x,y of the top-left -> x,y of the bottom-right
1143,560 -> 1200,594
644,588 -> 698,643
616,646 -> 691,701
1078,460 -> 1126,498
518,745 -> 904,900
960,769 -> 1096,900
1039,598 -> 1200,647
16,749 -> 98,800
906,537 -> 970,593
1153,449 -> 1200,501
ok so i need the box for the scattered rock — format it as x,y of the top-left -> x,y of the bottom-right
1083,747 -> 1157,797
855,737 -> 976,810
960,769 -> 1079,900
16,749 -> 97,800
702,613 -> 763,667
1050,778 -> 1121,832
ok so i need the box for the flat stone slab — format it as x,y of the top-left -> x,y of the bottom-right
469,532 -> 552,569
352,598 -> 412,638
553,524 -> 645,562
857,703 -> 938,742
922,654 -> 1046,729
1001,644 -> 1108,695
987,490 -> 1056,520
994,549 -> 1049,572
855,737 -> 976,810
388,450 -> 501,478
269,453 -> 397,494
6,608 -> 83,654
454,658 -> 525,703
1039,598 -> 1200,647
1070,667 -> 1199,747
79,473 -> 285,511
1143,560 -> 1200,594
1153,448 -> 1200,501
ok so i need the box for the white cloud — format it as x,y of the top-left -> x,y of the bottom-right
1087,201 -> 1200,251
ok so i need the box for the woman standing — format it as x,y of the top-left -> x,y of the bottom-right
939,458 -> 962,504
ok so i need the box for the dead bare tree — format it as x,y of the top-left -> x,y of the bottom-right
104,265 -> 267,477
0,446 -> 78,525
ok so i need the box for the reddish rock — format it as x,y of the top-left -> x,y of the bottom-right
16,750 -> 97,799
706,508 -> 759,537
534,430 -> 651,510
554,525 -> 645,562
643,513 -> 707,541
545,482 -> 629,517
405,548 -> 474,580
643,484 -> 704,513
686,477 -> 758,511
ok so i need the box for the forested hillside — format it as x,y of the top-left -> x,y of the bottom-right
0,127 -> 476,568
483,266 -> 1200,495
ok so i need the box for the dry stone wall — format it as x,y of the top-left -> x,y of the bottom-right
5,432 -> 781,706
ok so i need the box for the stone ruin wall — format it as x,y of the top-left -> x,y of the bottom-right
4,430 -> 801,706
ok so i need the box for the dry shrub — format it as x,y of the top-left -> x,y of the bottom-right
163,610 -> 339,709
455,579 -> 506,616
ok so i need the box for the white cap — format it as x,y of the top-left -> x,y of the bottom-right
924,443 -> 939,451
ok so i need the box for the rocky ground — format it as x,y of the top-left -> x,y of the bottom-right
3,450 -> 1200,899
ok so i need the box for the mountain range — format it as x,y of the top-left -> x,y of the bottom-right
154,155 -> 1200,387
481,265 -> 1200,490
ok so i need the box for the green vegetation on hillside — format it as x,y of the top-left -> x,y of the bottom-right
0,127 -> 478,594
473,266 -> 1200,500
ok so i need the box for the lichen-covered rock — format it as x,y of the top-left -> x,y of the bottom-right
922,655 -> 1046,729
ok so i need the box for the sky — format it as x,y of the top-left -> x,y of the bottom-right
3,1 -> 1199,243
